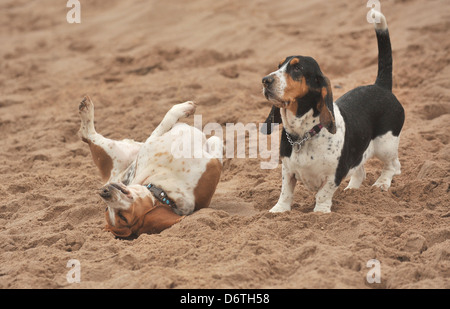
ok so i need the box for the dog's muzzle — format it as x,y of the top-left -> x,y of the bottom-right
262,75 -> 275,88
99,183 -> 130,199
262,75 -> 276,100
262,75 -> 285,107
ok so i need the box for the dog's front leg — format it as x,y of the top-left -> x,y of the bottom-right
313,177 -> 337,213
146,101 -> 196,142
270,161 -> 296,213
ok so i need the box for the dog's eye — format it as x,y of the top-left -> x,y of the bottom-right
118,212 -> 128,223
293,64 -> 301,72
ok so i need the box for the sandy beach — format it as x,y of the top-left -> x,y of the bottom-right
0,0 -> 449,288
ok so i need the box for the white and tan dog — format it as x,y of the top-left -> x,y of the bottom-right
78,96 -> 223,237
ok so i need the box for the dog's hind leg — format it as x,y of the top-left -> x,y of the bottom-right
372,132 -> 401,191
78,96 -> 142,183
344,165 -> 366,191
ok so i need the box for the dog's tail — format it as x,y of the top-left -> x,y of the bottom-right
371,9 -> 392,91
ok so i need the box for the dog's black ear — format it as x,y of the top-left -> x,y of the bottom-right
261,106 -> 282,135
316,75 -> 336,134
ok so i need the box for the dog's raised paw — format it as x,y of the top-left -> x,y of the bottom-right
182,101 -> 197,117
171,101 -> 197,118
78,95 -> 96,140
79,95 -> 94,114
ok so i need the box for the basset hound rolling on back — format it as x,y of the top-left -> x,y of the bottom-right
78,97 -> 223,238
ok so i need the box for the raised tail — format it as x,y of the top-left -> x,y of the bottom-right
371,9 -> 392,91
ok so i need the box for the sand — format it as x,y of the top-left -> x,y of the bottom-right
0,0 -> 449,289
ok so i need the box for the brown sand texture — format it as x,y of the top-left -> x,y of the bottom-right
0,0 -> 449,289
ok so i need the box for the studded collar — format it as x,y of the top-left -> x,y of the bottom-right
146,184 -> 177,209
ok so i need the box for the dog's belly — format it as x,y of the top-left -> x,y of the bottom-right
134,124 -> 207,179
132,123 -> 214,214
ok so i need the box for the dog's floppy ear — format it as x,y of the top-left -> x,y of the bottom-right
316,76 -> 336,134
261,106 -> 282,135
138,206 -> 184,235
105,224 -> 133,238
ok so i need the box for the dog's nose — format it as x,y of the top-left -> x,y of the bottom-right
99,186 -> 111,199
262,75 -> 274,87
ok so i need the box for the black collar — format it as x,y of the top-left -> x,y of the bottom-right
146,184 -> 177,209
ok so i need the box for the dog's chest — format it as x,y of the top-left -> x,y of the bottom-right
283,131 -> 344,191
284,140 -> 336,190
283,107 -> 346,191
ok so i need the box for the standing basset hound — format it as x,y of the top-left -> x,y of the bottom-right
78,97 -> 223,237
261,10 -> 405,213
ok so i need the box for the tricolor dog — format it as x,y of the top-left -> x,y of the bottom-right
78,97 -> 223,237
261,10 -> 405,213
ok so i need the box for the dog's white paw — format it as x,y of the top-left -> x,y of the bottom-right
313,201 -> 332,213
372,180 -> 390,192
172,101 -> 196,118
79,96 -> 94,120
269,203 -> 291,213
183,101 -> 197,116
344,175 -> 364,191
344,183 -> 360,191
78,96 -> 96,140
